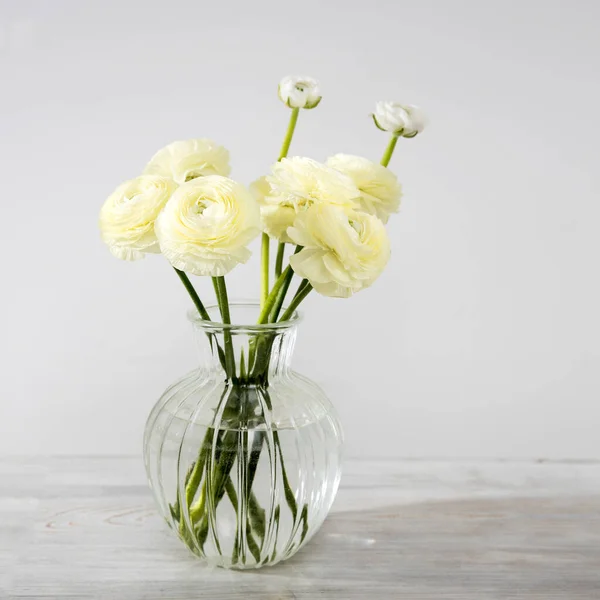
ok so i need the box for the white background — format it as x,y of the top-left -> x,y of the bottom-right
1,0 -> 599,459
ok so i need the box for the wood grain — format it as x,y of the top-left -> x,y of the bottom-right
2,457 -> 600,599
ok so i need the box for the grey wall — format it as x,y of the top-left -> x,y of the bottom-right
1,0 -> 599,458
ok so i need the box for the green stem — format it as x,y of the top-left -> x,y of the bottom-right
380,134 -> 398,167
291,278 -> 309,302
269,245 -> 302,322
175,268 -> 226,371
174,268 -> 210,320
279,282 -> 312,322
278,108 -> 300,161
256,245 -> 302,324
274,242 -> 285,279
258,109 -> 298,315
275,431 -> 298,521
267,108 -> 298,304
256,265 -> 293,324
260,233 -> 270,310
212,276 -> 235,378
269,270 -> 294,323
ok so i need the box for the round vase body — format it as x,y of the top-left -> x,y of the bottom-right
143,304 -> 343,569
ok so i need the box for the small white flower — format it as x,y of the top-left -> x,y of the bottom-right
278,75 -> 321,109
144,139 -> 231,185
326,154 -> 402,223
155,175 -> 261,277
99,174 -> 177,261
288,204 -> 391,298
372,101 -> 426,138
260,157 -> 360,242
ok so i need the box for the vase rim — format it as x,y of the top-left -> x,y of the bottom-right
187,301 -> 302,332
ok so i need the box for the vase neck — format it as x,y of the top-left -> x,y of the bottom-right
194,328 -> 297,382
189,304 -> 299,384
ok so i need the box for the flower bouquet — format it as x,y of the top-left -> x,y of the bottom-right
99,76 -> 425,569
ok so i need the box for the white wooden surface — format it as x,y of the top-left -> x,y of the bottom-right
2,457 -> 600,599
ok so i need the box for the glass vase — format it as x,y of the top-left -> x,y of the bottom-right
143,303 -> 343,569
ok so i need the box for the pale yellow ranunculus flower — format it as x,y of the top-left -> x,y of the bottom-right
144,139 -> 231,185
326,154 -> 402,224
155,175 -> 261,277
288,203 -> 391,298
261,157 -> 360,242
99,174 -> 177,261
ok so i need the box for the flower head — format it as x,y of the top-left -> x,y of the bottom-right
144,139 -> 231,185
326,154 -> 402,223
372,101 -> 426,138
288,204 -> 391,298
278,76 -> 321,109
99,174 -> 177,261
260,157 -> 360,242
155,175 -> 261,277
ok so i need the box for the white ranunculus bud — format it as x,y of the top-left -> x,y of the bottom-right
288,204 -> 391,298
144,139 -> 231,185
260,157 -> 361,242
278,75 -> 321,109
99,174 -> 177,261
326,154 -> 402,223
155,175 -> 261,277
372,101 -> 426,138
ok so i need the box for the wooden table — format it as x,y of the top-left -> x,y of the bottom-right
2,457 -> 600,599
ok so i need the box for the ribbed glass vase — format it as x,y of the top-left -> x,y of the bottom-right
143,303 -> 343,569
